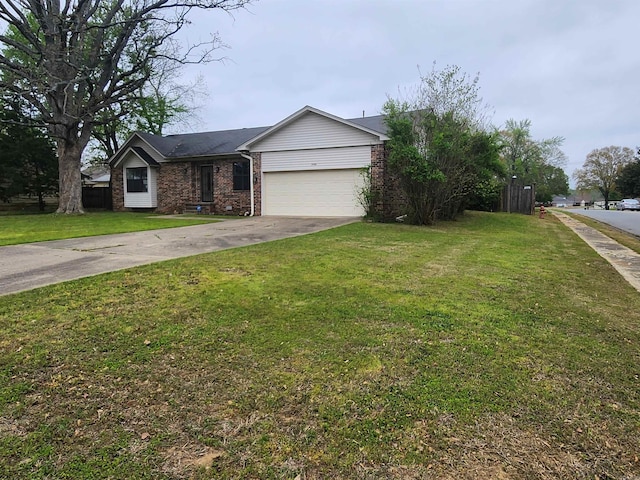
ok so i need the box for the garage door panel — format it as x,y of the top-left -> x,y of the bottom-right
263,169 -> 365,217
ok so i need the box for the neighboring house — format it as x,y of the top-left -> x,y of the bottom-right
109,105 -> 403,218
552,195 -> 568,207
82,166 -> 111,188
87,173 -> 111,188
81,166 -> 113,209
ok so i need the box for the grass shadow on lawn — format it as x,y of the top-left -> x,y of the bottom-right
1,211 -> 639,479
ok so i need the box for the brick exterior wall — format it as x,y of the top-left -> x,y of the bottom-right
370,144 -> 385,218
111,167 -> 124,211
251,152 -> 262,216
112,158 -> 254,215
157,163 -> 195,214
370,144 -> 406,221
211,158 -> 252,215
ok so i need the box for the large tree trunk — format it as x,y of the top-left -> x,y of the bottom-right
53,113 -> 93,213
56,138 -> 86,214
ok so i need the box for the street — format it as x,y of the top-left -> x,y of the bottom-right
565,208 -> 640,236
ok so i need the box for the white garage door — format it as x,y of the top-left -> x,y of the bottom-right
263,169 -> 365,216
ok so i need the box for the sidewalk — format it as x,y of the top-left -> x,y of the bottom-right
552,210 -> 640,292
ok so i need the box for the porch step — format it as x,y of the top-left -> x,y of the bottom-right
184,203 -> 212,215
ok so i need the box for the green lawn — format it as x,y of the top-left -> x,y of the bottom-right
0,212 -> 223,246
1,212 -> 639,479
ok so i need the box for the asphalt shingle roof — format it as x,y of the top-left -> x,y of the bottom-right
135,112 -> 387,160
138,126 -> 270,158
347,114 -> 387,135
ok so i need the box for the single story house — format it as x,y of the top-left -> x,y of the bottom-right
109,105 -> 404,219
82,165 -> 111,187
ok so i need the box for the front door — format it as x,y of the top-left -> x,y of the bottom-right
201,165 -> 213,202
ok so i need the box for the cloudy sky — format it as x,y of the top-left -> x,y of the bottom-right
176,0 -> 639,184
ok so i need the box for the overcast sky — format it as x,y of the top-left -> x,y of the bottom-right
176,0 -> 639,184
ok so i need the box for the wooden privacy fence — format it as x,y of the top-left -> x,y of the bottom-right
82,187 -> 112,210
500,182 -> 535,215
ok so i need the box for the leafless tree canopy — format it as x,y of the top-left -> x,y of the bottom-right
0,0 -> 252,213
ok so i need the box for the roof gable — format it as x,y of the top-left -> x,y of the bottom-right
109,145 -> 161,169
131,146 -> 160,166
237,106 -> 388,151
109,132 -> 166,167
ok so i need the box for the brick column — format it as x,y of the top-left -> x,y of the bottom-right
370,144 -> 386,219
251,152 -> 262,216
371,143 -> 406,221
111,167 -> 124,211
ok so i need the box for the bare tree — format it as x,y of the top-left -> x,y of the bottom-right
89,61 -> 207,165
390,63 -> 493,133
573,146 -> 635,210
0,0 -> 251,213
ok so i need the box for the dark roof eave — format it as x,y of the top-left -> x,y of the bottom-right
131,146 -> 160,166
163,152 -> 246,161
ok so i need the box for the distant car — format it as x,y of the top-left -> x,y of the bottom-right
617,199 -> 640,211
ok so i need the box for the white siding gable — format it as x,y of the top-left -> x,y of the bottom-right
125,154 -> 148,169
122,154 -> 158,208
250,111 -> 382,152
262,146 -> 371,172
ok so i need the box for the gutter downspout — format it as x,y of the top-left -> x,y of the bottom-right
240,152 -> 255,216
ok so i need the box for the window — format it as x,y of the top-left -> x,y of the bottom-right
126,167 -> 148,192
233,161 -> 250,191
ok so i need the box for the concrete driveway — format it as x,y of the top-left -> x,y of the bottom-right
0,216 -> 358,296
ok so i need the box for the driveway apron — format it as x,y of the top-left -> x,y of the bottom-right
0,216 -> 357,296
